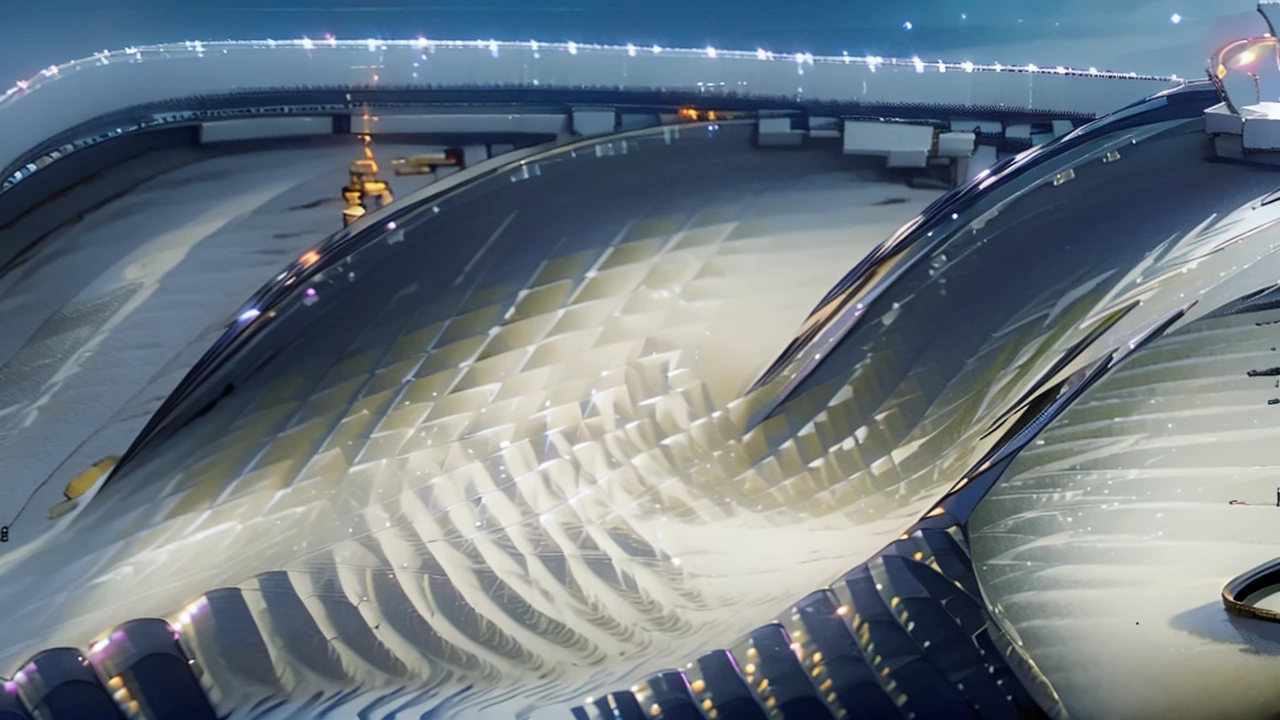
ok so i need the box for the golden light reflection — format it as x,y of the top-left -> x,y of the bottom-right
1210,36 -> 1280,107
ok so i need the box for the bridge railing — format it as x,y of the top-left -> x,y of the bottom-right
0,39 -> 1179,185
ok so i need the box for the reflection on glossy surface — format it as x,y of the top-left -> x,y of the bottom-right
1210,36 -> 1280,111
1210,34 -> 1280,119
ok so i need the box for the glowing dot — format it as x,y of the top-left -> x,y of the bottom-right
1171,13 -> 1182,24
367,38 -> 378,52
238,309 -> 261,322
903,20 -> 913,30
627,43 -> 637,56
568,41 -> 578,55
706,46 -> 717,58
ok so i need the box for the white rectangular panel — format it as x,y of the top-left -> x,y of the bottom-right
357,113 -> 570,135
843,121 -> 934,156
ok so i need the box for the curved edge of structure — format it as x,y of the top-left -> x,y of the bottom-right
1223,559 -> 1280,623
743,80 -> 1218,429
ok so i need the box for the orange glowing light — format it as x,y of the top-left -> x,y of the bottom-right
707,111 -> 718,121
678,107 -> 700,121
298,250 -> 321,267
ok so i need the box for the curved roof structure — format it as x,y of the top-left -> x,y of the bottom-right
5,5 -> 1280,720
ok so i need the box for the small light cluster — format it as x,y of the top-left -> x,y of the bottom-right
174,596 -> 211,629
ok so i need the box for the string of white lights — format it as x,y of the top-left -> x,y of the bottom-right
2,37 -> 1183,103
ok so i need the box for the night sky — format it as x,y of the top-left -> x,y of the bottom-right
0,1 -> 1261,81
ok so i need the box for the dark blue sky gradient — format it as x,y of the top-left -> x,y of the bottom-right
0,1 -> 1260,81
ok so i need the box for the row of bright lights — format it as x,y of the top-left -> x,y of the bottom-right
3,36 -> 1182,101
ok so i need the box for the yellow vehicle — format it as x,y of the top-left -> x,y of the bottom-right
391,149 -> 462,175
48,456 -> 119,519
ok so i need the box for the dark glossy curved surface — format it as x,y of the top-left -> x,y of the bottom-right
588,521 -> 1060,720
15,649 -> 123,720
734,79 -> 1280,510
749,80 -> 1219,401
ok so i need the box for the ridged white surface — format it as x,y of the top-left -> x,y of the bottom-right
972,304 -> 1280,720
